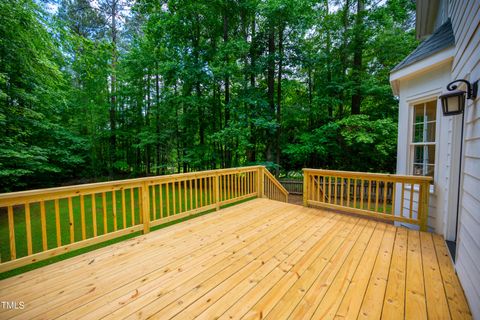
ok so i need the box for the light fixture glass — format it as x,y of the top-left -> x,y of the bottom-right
439,79 -> 478,116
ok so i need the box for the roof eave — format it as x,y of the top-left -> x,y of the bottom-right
389,47 -> 454,96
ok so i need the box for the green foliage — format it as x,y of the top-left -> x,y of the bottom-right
0,0 -> 417,192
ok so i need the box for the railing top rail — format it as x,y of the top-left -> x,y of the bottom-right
0,165 -> 264,202
303,168 -> 433,182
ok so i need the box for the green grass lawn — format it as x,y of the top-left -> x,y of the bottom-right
0,183 -> 251,280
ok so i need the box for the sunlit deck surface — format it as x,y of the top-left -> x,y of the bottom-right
0,198 -> 471,319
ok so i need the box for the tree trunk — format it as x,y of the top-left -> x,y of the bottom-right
223,9 -> 231,168
275,25 -> 284,177
266,25 -> 275,162
109,0 -> 118,178
155,63 -> 161,175
351,0 -> 364,115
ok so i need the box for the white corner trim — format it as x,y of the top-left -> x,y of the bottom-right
390,47 -> 455,95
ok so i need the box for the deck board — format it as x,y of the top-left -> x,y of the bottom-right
0,198 -> 472,319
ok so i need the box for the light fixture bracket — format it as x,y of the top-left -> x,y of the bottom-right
446,79 -> 478,99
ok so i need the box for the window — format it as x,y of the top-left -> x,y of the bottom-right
411,101 -> 436,178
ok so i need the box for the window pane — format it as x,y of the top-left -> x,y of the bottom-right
414,145 -> 424,163
413,145 -> 435,177
426,122 -> 436,142
426,145 -> 435,164
413,164 -> 424,176
414,104 -> 424,124
413,123 -> 424,142
425,101 -> 437,122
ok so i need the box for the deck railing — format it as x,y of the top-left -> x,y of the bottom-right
0,166 -> 287,272
303,169 -> 432,231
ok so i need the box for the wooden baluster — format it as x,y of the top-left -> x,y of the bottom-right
159,184 -> 164,218
391,182 -> 396,215
346,178 -> 350,207
209,177 -> 212,203
130,189 -> 135,225
80,195 -> 86,239
102,192 -> 108,234
200,178 -> 203,207
383,180 -> 388,214
316,175 -> 320,202
122,189 -> 127,228
8,206 -> 16,260
189,180 -> 193,211
400,182 -> 405,218
409,183 -> 414,219
92,193 -> 98,236
333,176 -> 338,205
54,199 -> 61,247
67,197 -> 74,243
322,175 -> 326,203
151,185 -> 157,220
367,179 -> 372,211
194,179 -> 198,209
373,180 -> 379,212
112,190 -> 118,231
173,181 -> 177,214
25,202 -> 32,255
360,179 -> 365,209
340,177 -> 344,206
141,182 -> 150,234
353,179 -> 357,208
184,180 -> 188,211
215,175 -> 220,210
165,183 -> 169,216
236,174 -> 239,198
177,181 -> 182,213
40,201 -> 48,250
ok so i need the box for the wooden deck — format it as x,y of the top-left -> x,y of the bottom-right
0,198 -> 471,319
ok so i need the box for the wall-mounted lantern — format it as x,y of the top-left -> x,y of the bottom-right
439,79 -> 478,116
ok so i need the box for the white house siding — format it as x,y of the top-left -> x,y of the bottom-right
449,0 -> 480,318
394,62 -> 453,233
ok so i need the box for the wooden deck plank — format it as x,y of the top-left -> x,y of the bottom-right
405,230 -> 428,320
356,224 -> 396,320
118,207 -> 319,320
381,227 -> 408,320
7,201 -> 300,319
308,223 -> 386,320
1,199 -> 275,297
53,203 -> 303,320
0,199 -> 273,291
169,208 -> 333,319
432,234 -> 472,320
255,220 -> 372,320
287,221 -> 379,320
420,232 -> 451,320
219,215 -> 354,320
0,199 -> 470,320
333,224 -> 393,320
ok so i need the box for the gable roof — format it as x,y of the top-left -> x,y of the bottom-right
392,19 -> 455,72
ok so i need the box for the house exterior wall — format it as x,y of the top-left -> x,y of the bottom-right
449,1 -> 480,318
394,61 -> 455,234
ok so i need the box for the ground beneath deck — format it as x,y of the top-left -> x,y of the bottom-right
0,198 -> 471,319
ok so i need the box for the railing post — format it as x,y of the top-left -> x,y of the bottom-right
258,167 -> 265,198
303,170 -> 308,207
141,182 -> 150,234
215,174 -> 220,211
419,181 -> 429,231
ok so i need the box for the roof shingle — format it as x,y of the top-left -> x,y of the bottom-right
392,19 -> 455,72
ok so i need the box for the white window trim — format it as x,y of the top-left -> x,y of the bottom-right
408,98 -> 440,187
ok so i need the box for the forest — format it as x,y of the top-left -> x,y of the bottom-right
0,0 -> 417,192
